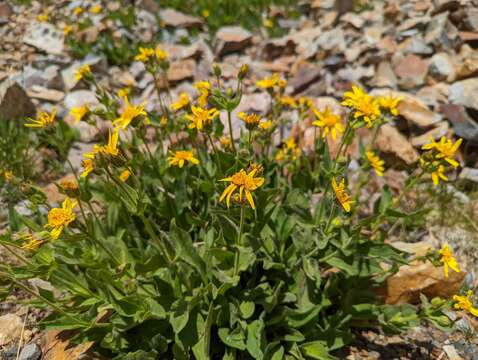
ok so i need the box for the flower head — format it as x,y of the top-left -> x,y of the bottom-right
119,169 -> 131,182
342,85 -> 381,127
89,4 -> 102,14
101,129 -> 120,156
75,64 -> 91,81
220,136 -> 232,149
238,112 -> 261,130
422,137 -> 462,168
135,47 -> 155,62
313,107 -> 344,140
168,150 -> 200,168
63,24 -> 74,35
37,13 -> 49,22
280,96 -> 297,108
431,164 -> 448,186
185,106 -> 219,131
45,198 -> 77,239
171,92 -> 190,111
256,73 -> 286,89
259,120 -> 273,131
3,170 -> 13,182
21,233 -> 45,251
377,95 -> 401,116
81,159 -> 95,178
219,168 -> 265,209
366,151 -> 385,177
117,87 -> 131,99
439,244 -> 460,278
70,104 -> 89,122
113,98 -> 147,129
454,291 -> 478,317
155,46 -> 168,61
73,6 -> 83,16
193,81 -> 211,107
59,179 -> 78,192
276,137 -> 301,161
25,108 -> 56,128
332,178 -> 353,213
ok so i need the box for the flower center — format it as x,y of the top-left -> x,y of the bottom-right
48,209 -> 71,227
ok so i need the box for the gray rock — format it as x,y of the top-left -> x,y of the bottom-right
1,345 -> 18,360
449,78 -> 478,109
215,26 -> 253,56
0,79 -> 36,120
440,103 -> 478,141
64,90 -> 98,109
372,61 -> 397,88
400,35 -> 434,55
429,52 -> 456,82
459,168 -> 478,183
425,12 -> 460,51
19,343 -> 41,360
159,8 -> 202,29
465,8 -> 478,31
23,22 -> 64,55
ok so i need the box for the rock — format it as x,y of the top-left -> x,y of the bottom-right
0,314 -> 23,346
425,12 -> 460,51
138,0 -> 160,13
440,104 -> 478,141
410,121 -> 449,147
340,12 -> 365,28
64,90 -> 98,109
464,8 -> 478,31
159,8 -> 202,29
449,78 -> 478,110
167,59 -> 196,83
459,167 -> 478,183
399,35 -> 434,55
375,124 -> 419,164
289,61 -> 321,94
23,22 -> 64,56
389,240 -> 433,257
456,45 -> 478,79
0,2 -> 13,24
262,36 -> 296,61
66,142 -> 94,172
19,343 -> 42,360
215,26 -> 253,56
442,345 -> 464,360
27,85 -> 64,102
392,54 -> 429,89
378,260 -> 465,305
429,52 -> 456,82
41,331 -> 93,360
61,57 -> 103,91
432,0 -> 460,14
70,121 -> 100,143
0,79 -> 36,119
372,61 -> 397,88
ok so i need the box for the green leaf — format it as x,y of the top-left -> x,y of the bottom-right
246,319 -> 265,359
240,301 -> 255,319
192,302 -> 215,360
300,341 -> 336,360
218,327 -> 246,350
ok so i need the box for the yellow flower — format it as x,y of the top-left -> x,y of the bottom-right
366,151 -> 385,177
100,129 -> 120,156
256,73 -> 283,89
185,106 -> 219,131
193,81 -> 211,107
73,6 -> 83,16
25,108 -> 56,128
3,170 -> 13,182
171,92 -> 190,111
113,98 -> 147,129
119,169 -> 131,182
89,4 -> 102,14
263,18 -> 274,28
37,13 -> 49,22
422,137 -> 462,168
238,112 -> 261,130
59,179 -> 78,191
135,47 -> 155,62
342,85 -> 381,127
202,9 -> 210,18
220,136 -> 232,148
70,104 -> 89,122
313,107 -> 344,140
439,244 -> 460,278
45,198 -> 77,239
219,168 -> 265,209
298,97 -> 313,109
259,120 -> 273,131
431,164 -> 448,186
377,95 -> 401,116
332,178 -> 353,213
279,96 -> 297,108
75,64 -> 91,81
63,24 -> 73,35
21,234 -> 45,251
454,291 -> 478,317
168,150 -> 200,168
81,159 -> 94,178
117,87 -> 131,99
155,46 -> 168,61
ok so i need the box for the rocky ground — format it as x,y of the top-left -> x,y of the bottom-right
1,0 -> 478,359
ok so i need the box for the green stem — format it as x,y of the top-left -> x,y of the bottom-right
233,204 -> 245,276
206,133 -> 222,174
227,111 -> 237,154
140,214 -> 173,264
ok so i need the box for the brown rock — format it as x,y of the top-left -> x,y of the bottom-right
41,330 -> 94,360
167,59 -> 196,83
440,104 -> 478,141
393,54 -> 429,89
0,79 -> 36,120
372,61 -> 397,88
215,26 -> 252,56
0,2 -> 13,23
289,61 -> 321,94
378,260 -> 465,305
27,85 -> 65,102
375,124 -> 419,164
159,8 -> 202,29
410,121 -> 449,147
0,314 -> 23,346
390,240 -> 433,257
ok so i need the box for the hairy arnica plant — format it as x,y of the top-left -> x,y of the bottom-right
0,50 -> 472,359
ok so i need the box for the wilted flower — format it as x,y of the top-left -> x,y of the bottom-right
113,98 -> 147,129
342,85 -> 381,127
25,108 -> 57,128
220,136 -> 232,149
75,64 -> 91,81
170,92 -> 190,111
70,105 -> 89,122
453,291 -> 478,317
168,150 -> 200,168
185,106 -> 219,131
366,151 -> 385,177
439,244 -> 460,278
332,178 -> 352,213
21,233 -> 45,251
313,107 -> 344,140
45,198 -> 77,239
219,168 -> 265,209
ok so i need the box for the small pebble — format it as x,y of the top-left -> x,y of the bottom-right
19,343 -> 41,360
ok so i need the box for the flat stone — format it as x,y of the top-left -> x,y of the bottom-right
23,22 -> 64,55
289,61 -> 321,94
410,121 -> 449,147
0,2 -> 13,24
459,167 -> 478,183
449,78 -> 478,110
159,8 -> 202,29
19,343 -> 42,360
392,54 -> 429,89
167,59 -> 196,83
0,314 -> 23,346
375,124 -> 419,164
440,103 -> 478,141
27,85 -> 64,102
429,52 -> 456,82
372,61 -> 397,88
398,36 -> 434,55
64,90 -> 98,109
215,26 -> 253,56
465,8 -> 478,32
425,12 -> 460,50
0,79 -> 36,120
